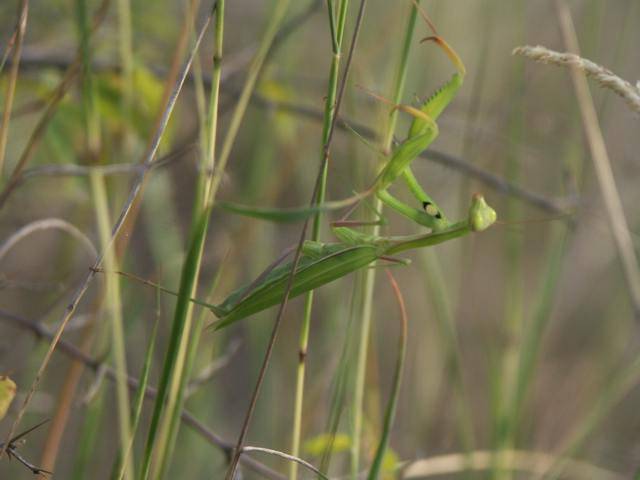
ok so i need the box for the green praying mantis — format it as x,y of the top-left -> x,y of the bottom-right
107,15 -> 498,329
211,194 -> 495,329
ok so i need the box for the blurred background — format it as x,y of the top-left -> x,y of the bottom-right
1,0 -> 639,478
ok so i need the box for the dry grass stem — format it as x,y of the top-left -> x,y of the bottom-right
402,449 -> 623,480
513,45 -> 640,115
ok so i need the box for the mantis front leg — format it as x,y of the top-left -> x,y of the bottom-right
370,33 -> 466,231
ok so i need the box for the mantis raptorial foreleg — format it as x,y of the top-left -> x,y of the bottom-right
220,29 -> 467,233
365,33 -> 466,232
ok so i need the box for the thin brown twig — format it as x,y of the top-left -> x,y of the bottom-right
224,1 -> 368,478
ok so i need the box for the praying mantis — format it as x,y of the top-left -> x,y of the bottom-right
210,194 -> 495,329
107,14 -> 498,329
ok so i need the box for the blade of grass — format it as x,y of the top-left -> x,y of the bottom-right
155,246 -> 229,479
224,1 -> 368,478
366,270 -> 407,480
318,269 -> 365,474
140,0 -> 210,476
351,2 -> 420,477
140,0 -> 307,476
115,291 -> 161,480
91,170 -> 134,479
291,2 -> 351,479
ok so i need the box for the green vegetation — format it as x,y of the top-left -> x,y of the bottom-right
1,1 -> 639,479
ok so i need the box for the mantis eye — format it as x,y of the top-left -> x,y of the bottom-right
422,201 -> 441,218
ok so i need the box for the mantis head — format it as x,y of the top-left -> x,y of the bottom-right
468,193 -> 497,232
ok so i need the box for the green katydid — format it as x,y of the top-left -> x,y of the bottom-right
222,26 -> 467,233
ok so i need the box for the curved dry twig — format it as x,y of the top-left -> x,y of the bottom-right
240,446 -> 331,480
0,218 -> 97,262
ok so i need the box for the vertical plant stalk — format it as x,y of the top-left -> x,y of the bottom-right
350,3 -> 419,477
151,0 -> 208,474
91,171 -> 134,480
39,0 -> 106,471
142,1 -> 302,478
366,270 -> 407,480
224,2 -> 368,479
290,2 -> 350,479
0,8 -> 211,459
116,298 -> 161,480
0,0 -> 28,175
555,0 -> 640,315
139,2 -> 220,468
493,3 -> 525,478
143,2 -> 210,478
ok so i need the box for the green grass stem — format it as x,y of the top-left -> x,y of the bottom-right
91,171 -> 134,479
351,3 -> 420,477
290,2 -> 350,479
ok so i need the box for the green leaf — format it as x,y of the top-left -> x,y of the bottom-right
219,192 -> 365,223
381,448 -> 400,480
0,375 -> 17,420
219,201 -> 328,222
